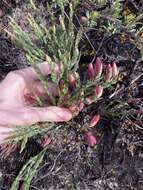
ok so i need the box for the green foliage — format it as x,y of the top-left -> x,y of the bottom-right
90,0 -> 108,6
109,0 -> 121,19
8,0 -> 114,110
85,10 -> 100,27
4,123 -> 57,153
5,0 -> 120,145
9,1 -> 81,67
7,0 -> 83,105
81,0 -> 122,35
10,148 -> 47,190
123,9 -> 143,58
88,0 -> 143,54
2,1 -> 129,189
100,0 -> 122,35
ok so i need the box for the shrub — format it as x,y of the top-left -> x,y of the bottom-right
3,1 -> 125,189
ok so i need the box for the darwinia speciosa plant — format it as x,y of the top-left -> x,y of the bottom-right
0,1 -> 121,154
5,1 -> 120,189
6,0 -> 119,117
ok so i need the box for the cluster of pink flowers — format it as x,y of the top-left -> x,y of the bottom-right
87,57 -> 118,81
87,57 -> 103,79
42,58 -> 119,148
84,114 -> 100,146
60,57 -> 119,114
106,62 -> 118,82
67,58 -> 118,147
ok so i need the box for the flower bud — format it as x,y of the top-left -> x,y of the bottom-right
89,114 -> 100,127
95,85 -> 103,98
84,131 -> 97,146
69,74 -> 76,88
112,62 -> 118,78
105,64 -> 112,82
41,137 -> 52,148
87,63 -> 95,79
95,57 -> 103,78
79,102 -> 84,111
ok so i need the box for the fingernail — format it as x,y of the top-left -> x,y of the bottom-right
61,108 -> 72,121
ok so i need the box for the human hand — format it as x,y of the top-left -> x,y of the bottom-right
0,62 -> 72,144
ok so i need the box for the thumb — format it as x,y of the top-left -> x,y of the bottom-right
22,106 -> 72,124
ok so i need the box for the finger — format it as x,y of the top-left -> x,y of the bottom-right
22,106 -> 72,124
0,107 -> 72,126
13,62 -> 51,82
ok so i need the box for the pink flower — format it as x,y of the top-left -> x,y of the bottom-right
112,62 -> 118,78
89,114 -> 100,127
84,131 -> 97,146
79,102 -> 84,111
95,57 -> 103,78
105,64 -> 112,82
69,74 -> 76,88
95,85 -> 103,98
41,137 -> 52,148
87,63 -> 95,79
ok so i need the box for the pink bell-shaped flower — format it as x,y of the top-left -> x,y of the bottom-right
84,131 -> 97,146
89,114 -> 100,127
112,62 -> 118,78
87,63 -> 95,79
95,57 -> 103,78
95,85 -> 103,98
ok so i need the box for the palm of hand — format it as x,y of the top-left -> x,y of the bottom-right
0,62 -> 72,144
